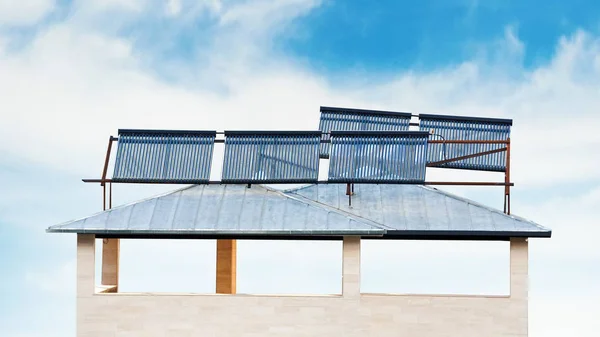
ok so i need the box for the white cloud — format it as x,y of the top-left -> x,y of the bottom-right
164,0 -> 222,17
2,21 -> 599,187
363,33 -> 600,187
521,185 -> 600,259
219,0 -> 319,27
166,0 -> 182,16
503,25 -> 524,55
0,0 -> 55,26
78,0 -> 147,13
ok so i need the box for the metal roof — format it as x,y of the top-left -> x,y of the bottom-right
47,184 -> 550,240
287,184 -> 551,239
47,184 -> 385,237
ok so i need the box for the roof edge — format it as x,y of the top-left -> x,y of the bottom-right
45,228 -> 386,236
45,228 -> 550,240
382,229 -> 551,240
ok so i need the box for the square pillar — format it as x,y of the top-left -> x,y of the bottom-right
510,237 -> 528,300
342,236 -> 361,298
101,238 -> 119,289
77,234 -> 96,298
216,239 -> 237,294
510,237 -> 529,335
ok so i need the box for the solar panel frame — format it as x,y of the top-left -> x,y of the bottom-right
328,131 -> 429,184
112,129 -> 217,184
419,114 -> 512,172
318,106 -> 413,158
221,131 -> 321,184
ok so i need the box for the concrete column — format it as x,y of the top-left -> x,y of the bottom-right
216,239 -> 237,294
342,236 -> 361,298
510,237 -> 529,335
510,237 -> 528,299
101,238 -> 119,289
77,234 -> 96,298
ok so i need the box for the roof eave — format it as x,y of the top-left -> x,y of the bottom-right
45,228 -> 386,238
379,229 -> 552,241
46,228 -> 551,240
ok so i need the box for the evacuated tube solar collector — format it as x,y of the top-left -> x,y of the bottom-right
318,106 -> 412,158
86,106 -> 515,215
112,129 -> 216,184
328,131 -> 429,184
221,131 -> 321,184
419,114 -> 512,172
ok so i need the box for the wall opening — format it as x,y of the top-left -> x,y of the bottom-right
361,240 -> 509,296
237,240 -> 342,295
113,239 -> 216,293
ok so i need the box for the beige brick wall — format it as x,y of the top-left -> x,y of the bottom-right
77,235 -> 529,337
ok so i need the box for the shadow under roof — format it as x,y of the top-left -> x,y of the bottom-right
47,184 -> 551,240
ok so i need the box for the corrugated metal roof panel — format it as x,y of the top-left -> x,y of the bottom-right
287,184 -> 550,235
47,184 -> 385,236
47,184 -> 550,239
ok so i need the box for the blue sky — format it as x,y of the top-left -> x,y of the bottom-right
87,0 -> 600,78
282,0 -> 600,71
1,0 -> 600,336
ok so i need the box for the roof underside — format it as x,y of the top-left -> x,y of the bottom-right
47,184 -> 551,240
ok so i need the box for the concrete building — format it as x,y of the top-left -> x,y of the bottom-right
48,183 -> 550,337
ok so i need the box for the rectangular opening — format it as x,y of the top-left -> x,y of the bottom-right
95,239 -> 216,294
360,240 -> 509,296
237,240 -> 342,295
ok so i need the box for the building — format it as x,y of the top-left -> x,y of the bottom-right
47,107 -> 551,336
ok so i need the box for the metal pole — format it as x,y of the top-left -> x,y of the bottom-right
427,147 -> 507,167
346,183 -> 352,206
83,178 -> 514,186
428,140 -> 509,144
101,136 -> 115,187
101,136 -> 115,211
103,183 -> 106,211
505,138 -> 511,215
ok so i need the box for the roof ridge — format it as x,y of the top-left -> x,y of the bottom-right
416,185 -> 550,231
274,187 -> 393,231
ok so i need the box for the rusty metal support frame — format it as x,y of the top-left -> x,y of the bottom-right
427,147 -> 507,167
101,136 -> 116,211
504,138 -> 511,215
427,140 -> 509,144
346,183 -> 354,206
85,178 -> 514,187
